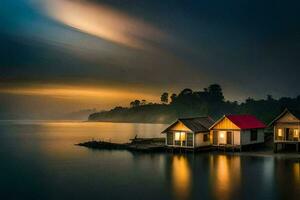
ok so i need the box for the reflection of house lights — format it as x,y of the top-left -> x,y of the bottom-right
278,129 -> 283,137
172,156 -> 190,199
220,133 -> 224,138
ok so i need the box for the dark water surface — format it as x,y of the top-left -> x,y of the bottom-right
0,121 -> 299,200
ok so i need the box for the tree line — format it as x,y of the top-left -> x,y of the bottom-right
89,84 -> 300,124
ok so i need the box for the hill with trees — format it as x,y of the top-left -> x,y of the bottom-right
88,84 -> 300,124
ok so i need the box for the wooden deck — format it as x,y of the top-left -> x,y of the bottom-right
165,145 -> 214,153
213,144 -> 242,152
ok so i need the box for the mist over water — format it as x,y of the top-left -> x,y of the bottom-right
0,121 -> 299,199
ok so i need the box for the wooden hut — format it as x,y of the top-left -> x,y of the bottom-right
269,108 -> 300,153
210,115 -> 266,150
162,117 -> 214,149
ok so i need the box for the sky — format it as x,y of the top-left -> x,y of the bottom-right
0,0 -> 300,119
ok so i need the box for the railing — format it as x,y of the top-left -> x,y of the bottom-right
168,140 -> 194,148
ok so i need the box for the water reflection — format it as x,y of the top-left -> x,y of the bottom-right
263,158 -> 274,183
2,121 -> 300,199
171,155 -> 191,200
11,121 -> 167,159
209,155 -> 241,200
293,162 -> 300,184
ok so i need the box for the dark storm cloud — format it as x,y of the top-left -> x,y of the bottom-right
116,0 -> 300,98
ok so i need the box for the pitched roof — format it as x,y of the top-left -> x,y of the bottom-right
210,114 -> 266,130
162,117 -> 214,133
226,115 -> 266,129
287,109 -> 300,119
268,108 -> 300,126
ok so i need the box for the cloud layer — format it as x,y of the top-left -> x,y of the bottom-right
41,0 -> 166,49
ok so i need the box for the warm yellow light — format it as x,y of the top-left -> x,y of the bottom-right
220,132 -> 224,138
278,129 -> 283,137
212,155 -> 241,200
293,163 -> 300,184
172,156 -> 191,200
180,132 -> 186,141
0,85 -> 158,105
175,132 -> 181,141
294,129 -> 299,138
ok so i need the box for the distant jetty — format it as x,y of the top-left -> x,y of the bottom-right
77,137 -> 166,152
77,137 -> 215,153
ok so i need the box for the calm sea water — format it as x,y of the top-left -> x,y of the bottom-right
0,120 -> 299,200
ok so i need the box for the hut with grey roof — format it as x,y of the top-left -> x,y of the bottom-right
162,117 -> 214,149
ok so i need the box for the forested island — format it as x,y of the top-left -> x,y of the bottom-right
88,84 -> 300,124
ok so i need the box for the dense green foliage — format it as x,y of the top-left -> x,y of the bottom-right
88,84 -> 300,124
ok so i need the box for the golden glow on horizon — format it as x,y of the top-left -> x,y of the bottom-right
42,0 -> 166,49
0,85 -> 158,103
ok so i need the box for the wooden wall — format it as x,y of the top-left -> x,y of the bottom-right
277,112 -> 300,123
211,117 -> 240,130
195,133 -> 210,147
168,121 -> 192,132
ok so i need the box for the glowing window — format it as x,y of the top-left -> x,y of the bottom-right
175,132 -> 181,141
220,132 -> 224,138
294,129 -> 299,137
278,129 -> 283,137
180,132 -> 186,140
